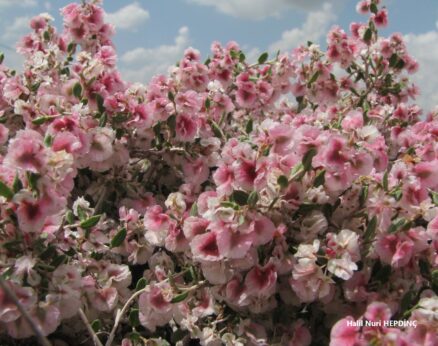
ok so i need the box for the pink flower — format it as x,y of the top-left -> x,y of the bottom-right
138,285 -> 173,332
375,234 -> 414,268
215,226 -> 254,259
175,113 -> 198,142
191,232 -> 222,261
5,130 -> 46,173
244,264 -> 277,298
248,214 -> 276,246
90,287 -> 118,312
330,317 -> 360,346
183,157 -> 210,185
182,216 -> 209,240
0,283 -> 36,323
373,9 -> 388,28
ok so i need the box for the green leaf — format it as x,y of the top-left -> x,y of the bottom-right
220,201 -> 240,210
364,215 -> 377,241
27,172 -> 40,192
44,134 -> 53,147
302,148 -> 317,171
95,93 -> 105,113
432,270 -> 438,294
67,42 -> 76,54
370,3 -> 378,14
135,277 -> 148,291
210,120 -> 225,139
382,171 -> 389,191
429,189 -> 438,206
110,228 -> 127,248
277,175 -> 289,188
0,52 -> 4,64
389,53 -> 399,68
307,71 -> 320,87
359,185 -> 369,207
32,116 -> 54,125
73,82 -> 82,99
258,52 -> 269,64
79,214 -> 101,229
204,98 -> 211,110
387,217 -> 411,234
65,210 -> 74,224
171,291 -> 189,304
245,118 -> 253,134
232,190 -> 249,206
91,319 -> 101,332
239,51 -> 246,63
190,202 -> 198,216
363,28 -> 373,42
247,191 -> 259,208
168,91 -> 175,102
43,31 -> 50,41
418,258 -> 430,279
129,308 -> 140,327
98,112 -> 107,127
12,174 -> 23,194
314,169 -> 326,187
400,290 -> 417,314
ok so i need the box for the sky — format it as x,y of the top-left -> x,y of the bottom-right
1,0 -> 438,110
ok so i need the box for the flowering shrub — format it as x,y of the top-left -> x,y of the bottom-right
0,0 -> 437,345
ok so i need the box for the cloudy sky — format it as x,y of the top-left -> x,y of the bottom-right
1,0 -> 438,110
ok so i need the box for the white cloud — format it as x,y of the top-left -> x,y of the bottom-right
2,16 -> 31,42
105,2 -> 150,31
269,3 -> 336,52
404,30 -> 438,111
0,0 -> 36,7
188,0 -> 327,20
120,26 -> 191,83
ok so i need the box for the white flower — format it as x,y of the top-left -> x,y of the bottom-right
327,254 -> 358,280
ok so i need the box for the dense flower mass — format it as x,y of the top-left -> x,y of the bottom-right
0,0 -> 437,345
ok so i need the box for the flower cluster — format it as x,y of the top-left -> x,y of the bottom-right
0,0 -> 437,345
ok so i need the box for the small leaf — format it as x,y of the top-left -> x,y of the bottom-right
359,185 -> 369,207
247,191 -> 259,207
204,98 -> 211,110
110,228 -> 127,248
98,113 -> 107,127
0,52 -> 4,64
12,174 -> 23,194
382,171 -> 389,191
400,290 -> 417,314
210,120 -> 225,139
232,190 -> 249,206
239,51 -> 246,63
302,148 -> 317,171
135,277 -> 148,291
95,93 -> 105,113
129,309 -> 140,327
363,28 -> 373,42
168,91 -> 175,102
73,82 -> 82,99
307,71 -> 320,87
79,214 -> 101,229
32,116 -> 54,125
387,217 -> 411,234
91,319 -> 101,332
277,175 -> 289,188
370,3 -> 378,14
314,169 -> 326,187
171,291 -> 189,304
364,215 -> 377,241
429,189 -> 438,206
389,53 -> 399,68
43,31 -> 50,41
245,118 -> 253,134
44,134 -> 53,147
258,52 -> 269,64
65,210 -> 74,224
190,202 -> 198,216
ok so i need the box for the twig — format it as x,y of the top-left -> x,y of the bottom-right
0,277 -> 52,346
78,308 -> 104,346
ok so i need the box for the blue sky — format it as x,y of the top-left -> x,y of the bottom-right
1,0 -> 438,109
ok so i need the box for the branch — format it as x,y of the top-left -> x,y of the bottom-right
78,308 -> 104,346
0,277 -> 52,346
